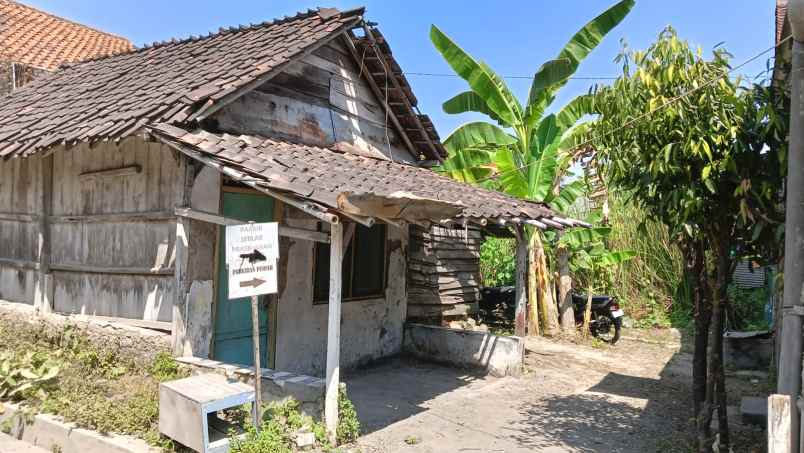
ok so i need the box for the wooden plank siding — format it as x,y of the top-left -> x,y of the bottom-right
0,155 -> 42,303
406,225 -> 482,322
213,40 -> 417,164
0,137 -> 182,321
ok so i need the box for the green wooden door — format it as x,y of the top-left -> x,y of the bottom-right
214,191 -> 274,366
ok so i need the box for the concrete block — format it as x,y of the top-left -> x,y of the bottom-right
402,323 -> 524,377
741,396 -> 768,427
0,402 -> 158,453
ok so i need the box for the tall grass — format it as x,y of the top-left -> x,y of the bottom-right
605,194 -> 687,327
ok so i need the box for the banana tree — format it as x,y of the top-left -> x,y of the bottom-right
431,0 -> 634,335
558,227 -> 636,337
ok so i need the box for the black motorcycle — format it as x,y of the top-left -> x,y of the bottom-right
572,293 -> 623,344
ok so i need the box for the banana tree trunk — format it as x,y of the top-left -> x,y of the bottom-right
528,230 -> 559,336
582,282 -> 593,338
527,236 -> 541,337
557,245 -> 575,335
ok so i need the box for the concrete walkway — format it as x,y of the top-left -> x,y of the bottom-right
0,434 -> 49,453
346,333 -> 696,453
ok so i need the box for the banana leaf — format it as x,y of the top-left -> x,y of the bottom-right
443,121 -> 517,153
551,179 -> 586,213
525,0 -> 635,127
431,25 -> 522,127
443,91 -> 505,126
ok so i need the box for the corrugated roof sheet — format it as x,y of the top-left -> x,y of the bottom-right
0,0 -> 133,71
0,7 -> 363,158
149,123 -> 581,226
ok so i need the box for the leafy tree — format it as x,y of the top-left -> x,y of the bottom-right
591,28 -> 787,451
431,0 -> 635,335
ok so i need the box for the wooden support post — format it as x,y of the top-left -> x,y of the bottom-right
769,394 -> 793,453
172,157 -> 193,356
513,226 -> 528,337
251,294 -> 263,430
34,154 -> 53,314
325,222 -> 344,441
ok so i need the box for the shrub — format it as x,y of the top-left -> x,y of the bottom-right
0,351 -> 61,402
337,386 -> 360,444
479,237 -> 516,287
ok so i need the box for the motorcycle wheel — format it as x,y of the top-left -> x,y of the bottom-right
592,313 -> 622,345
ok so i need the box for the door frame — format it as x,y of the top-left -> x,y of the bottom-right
209,183 -> 282,369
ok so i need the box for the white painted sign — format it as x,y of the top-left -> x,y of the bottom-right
225,222 -> 279,299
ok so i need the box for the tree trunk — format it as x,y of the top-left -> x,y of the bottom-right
713,241 -> 730,449
700,236 -> 730,452
583,282 -> 593,338
557,245 -> 575,335
687,240 -> 710,427
529,231 -> 559,335
527,233 -> 541,337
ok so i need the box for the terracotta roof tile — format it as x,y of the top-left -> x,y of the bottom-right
150,124 -> 586,227
0,7 -> 364,158
0,0 -> 133,70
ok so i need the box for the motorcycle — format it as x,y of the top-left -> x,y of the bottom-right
571,293 -> 624,344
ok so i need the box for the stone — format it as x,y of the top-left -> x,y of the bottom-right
294,429 -> 316,450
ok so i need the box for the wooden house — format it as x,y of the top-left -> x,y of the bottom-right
0,7 -> 584,431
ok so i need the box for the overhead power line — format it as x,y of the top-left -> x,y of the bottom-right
467,35 -> 792,186
403,72 -> 618,81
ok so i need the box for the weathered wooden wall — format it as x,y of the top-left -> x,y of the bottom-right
50,138 -> 182,321
407,225 -> 481,322
0,138 -> 184,321
214,37 -> 417,163
0,155 -> 42,303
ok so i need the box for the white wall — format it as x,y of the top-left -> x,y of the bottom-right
274,208 -> 408,377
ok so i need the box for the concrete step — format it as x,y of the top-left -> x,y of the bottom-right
0,433 -> 49,453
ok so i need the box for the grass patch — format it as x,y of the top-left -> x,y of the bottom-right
0,321 -> 189,450
229,387 -> 361,452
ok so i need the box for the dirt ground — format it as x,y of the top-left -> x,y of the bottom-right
346,328 -> 769,453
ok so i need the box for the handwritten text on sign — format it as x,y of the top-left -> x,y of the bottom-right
225,222 -> 279,298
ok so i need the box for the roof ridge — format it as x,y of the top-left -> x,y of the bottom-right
58,6 -> 365,70
5,0 -> 132,45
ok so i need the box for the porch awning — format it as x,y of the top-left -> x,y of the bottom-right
149,124 -> 588,230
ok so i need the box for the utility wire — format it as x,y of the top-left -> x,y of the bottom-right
467,35 -> 792,186
403,72 -> 618,80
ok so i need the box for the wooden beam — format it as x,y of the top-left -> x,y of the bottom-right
0,213 -> 38,222
0,258 -> 39,270
35,154 -> 53,314
175,207 -> 331,243
50,263 -> 174,276
78,315 -> 171,332
342,223 -> 356,259
340,33 -> 419,159
325,222 -> 344,441
361,26 -> 442,162
49,210 -> 175,223
79,164 -> 141,179
513,226 -> 528,337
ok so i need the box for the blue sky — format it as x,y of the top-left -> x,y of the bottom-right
28,1 -> 775,139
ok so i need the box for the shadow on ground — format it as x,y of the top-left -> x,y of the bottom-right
344,356 -> 485,436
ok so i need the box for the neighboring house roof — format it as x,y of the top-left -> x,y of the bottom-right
0,0 -> 133,71
149,123 -> 586,228
0,7 -> 444,161
777,0 -> 789,45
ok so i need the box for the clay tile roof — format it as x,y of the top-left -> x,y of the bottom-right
0,7 -> 364,158
149,123 -> 586,227
0,0 -> 133,71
